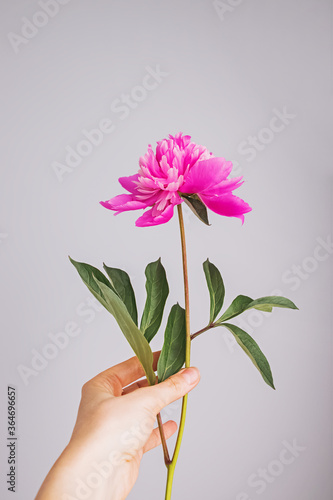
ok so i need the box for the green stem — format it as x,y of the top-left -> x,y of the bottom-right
164,204 -> 191,500
158,320 -> 210,469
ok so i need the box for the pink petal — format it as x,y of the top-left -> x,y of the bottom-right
135,204 -> 175,227
181,157 -> 233,194
205,177 -> 244,196
118,174 -> 140,194
100,194 -> 147,213
200,193 -> 252,223
168,132 -> 191,149
139,147 -> 161,177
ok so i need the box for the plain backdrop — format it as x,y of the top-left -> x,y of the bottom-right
1,1 -> 332,499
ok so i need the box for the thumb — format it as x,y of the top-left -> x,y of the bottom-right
138,367 -> 200,414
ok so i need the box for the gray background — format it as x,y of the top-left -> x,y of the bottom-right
1,0 -> 332,499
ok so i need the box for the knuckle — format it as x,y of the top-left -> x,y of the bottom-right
104,372 -> 122,394
166,375 -> 183,394
81,381 -> 91,395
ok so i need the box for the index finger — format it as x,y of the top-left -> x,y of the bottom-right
90,351 -> 160,396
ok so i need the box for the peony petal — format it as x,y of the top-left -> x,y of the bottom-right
181,157 -> 233,194
100,194 -> 147,213
101,134 -> 251,228
200,193 -> 252,222
139,147 -> 161,177
205,177 -> 244,196
118,174 -> 140,194
135,204 -> 175,227
168,132 -> 191,149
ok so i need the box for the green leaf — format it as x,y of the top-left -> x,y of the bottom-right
69,257 -> 113,309
218,295 -> 254,322
70,257 -> 155,386
248,296 -> 298,311
140,258 -> 169,343
254,304 -> 273,312
180,194 -> 210,226
94,277 -> 156,386
157,304 -> 186,382
218,295 -> 298,323
203,259 -> 225,323
220,323 -> 275,389
103,264 -> 138,325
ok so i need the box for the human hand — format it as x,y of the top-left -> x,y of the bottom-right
35,352 -> 200,500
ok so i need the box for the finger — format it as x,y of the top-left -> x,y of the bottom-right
135,367 -> 200,414
122,377 -> 154,395
87,351 -> 161,397
122,374 -> 160,395
151,351 -> 160,371
143,420 -> 178,454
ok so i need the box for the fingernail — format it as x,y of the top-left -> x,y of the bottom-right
181,367 -> 200,385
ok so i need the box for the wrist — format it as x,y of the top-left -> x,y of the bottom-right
36,440 -> 121,500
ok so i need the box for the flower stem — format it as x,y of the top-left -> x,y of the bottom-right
177,204 -> 191,368
163,204 -> 191,500
157,412 -> 171,466
164,394 -> 188,499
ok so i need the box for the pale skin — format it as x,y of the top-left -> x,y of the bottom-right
35,352 -> 200,500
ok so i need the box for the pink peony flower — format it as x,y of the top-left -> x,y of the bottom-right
100,133 -> 252,227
